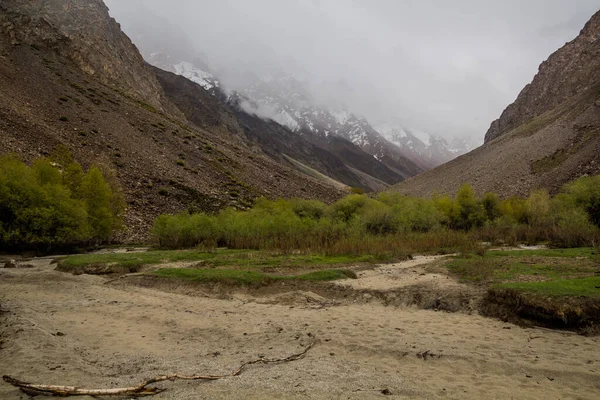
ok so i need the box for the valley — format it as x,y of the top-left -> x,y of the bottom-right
1,1 -> 599,398
2,249 -> 600,399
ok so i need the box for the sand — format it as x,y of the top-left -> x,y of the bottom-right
1,257 -> 599,399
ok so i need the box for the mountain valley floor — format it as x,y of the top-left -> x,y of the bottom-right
1,251 -> 599,399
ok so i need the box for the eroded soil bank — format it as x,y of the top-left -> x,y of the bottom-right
1,257 -> 599,399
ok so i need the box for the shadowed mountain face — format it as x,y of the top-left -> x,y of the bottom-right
392,10 -> 600,198
0,0 -> 347,241
151,66 -> 404,191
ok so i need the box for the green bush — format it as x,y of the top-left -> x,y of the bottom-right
561,175 -> 600,228
151,176 -> 600,252
0,150 -> 124,251
451,184 -> 486,230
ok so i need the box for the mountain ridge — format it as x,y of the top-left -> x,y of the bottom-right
485,10 -> 600,143
392,10 -> 600,198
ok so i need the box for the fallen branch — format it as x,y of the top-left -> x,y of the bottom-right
3,338 -> 315,397
353,388 -> 393,395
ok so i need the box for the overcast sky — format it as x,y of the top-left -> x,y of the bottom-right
105,1 -> 598,141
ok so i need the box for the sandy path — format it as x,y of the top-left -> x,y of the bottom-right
334,255 -> 456,291
1,260 -> 599,399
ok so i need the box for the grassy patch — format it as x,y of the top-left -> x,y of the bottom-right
447,247 -> 600,293
487,247 -> 600,259
153,267 -> 354,285
57,249 -> 381,274
531,149 -> 569,174
497,277 -> 600,298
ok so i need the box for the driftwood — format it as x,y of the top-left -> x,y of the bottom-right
3,339 -> 315,397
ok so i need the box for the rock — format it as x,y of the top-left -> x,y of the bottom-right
3,259 -> 17,268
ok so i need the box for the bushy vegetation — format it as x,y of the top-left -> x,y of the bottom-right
153,178 -> 600,254
0,147 -> 124,251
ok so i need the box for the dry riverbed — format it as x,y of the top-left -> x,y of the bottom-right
1,255 -> 599,399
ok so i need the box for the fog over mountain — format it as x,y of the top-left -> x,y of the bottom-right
104,0 -> 598,143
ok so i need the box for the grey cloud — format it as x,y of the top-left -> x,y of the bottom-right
105,0 -> 598,142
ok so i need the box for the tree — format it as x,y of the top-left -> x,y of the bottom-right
562,175 -> 600,228
80,166 -> 118,242
526,189 -> 551,227
481,192 -> 502,222
452,184 -> 486,230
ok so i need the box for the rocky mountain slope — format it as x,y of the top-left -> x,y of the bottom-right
149,57 -> 407,190
392,10 -> 600,198
0,0 -> 346,241
151,66 -> 379,190
485,11 -> 600,143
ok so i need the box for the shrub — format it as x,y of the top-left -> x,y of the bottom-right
0,150 -> 123,251
290,198 -> 326,220
482,192 -> 502,222
451,184 -> 486,230
150,174 -> 600,253
549,208 -> 599,248
526,189 -> 551,227
327,194 -> 368,222
360,201 -> 398,235
561,175 -> 600,228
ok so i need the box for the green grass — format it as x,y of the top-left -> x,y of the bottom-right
487,247 -> 600,258
58,249 -> 380,272
497,277 -> 600,298
447,247 -> 600,298
531,148 -> 570,174
153,267 -> 354,285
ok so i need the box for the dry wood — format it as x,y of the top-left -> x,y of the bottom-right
3,339 -> 315,397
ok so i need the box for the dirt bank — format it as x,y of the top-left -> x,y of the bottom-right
1,258 -> 599,399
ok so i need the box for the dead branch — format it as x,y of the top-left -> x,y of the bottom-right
3,338 -> 315,397
353,388 -> 393,395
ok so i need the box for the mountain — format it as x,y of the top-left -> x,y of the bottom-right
392,10 -> 600,198
152,58 -> 406,190
154,55 -> 477,178
376,125 -> 477,168
485,12 -> 600,143
0,0 -> 347,241
101,3 -> 478,180
225,73 -> 429,179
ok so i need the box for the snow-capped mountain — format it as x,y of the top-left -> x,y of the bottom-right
376,125 -> 477,167
145,54 -> 474,177
172,61 -> 220,92
230,74 -> 426,177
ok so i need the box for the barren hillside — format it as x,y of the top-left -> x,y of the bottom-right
0,0 -> 346,241
392,10 -> 600,198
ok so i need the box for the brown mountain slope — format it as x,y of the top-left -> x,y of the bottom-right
485,10 -> 600,143
392,11 -> 600,198
151,66 -> 374,191
0,0 -> 345,241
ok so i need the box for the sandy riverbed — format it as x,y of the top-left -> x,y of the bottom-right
1,257 -> 599,399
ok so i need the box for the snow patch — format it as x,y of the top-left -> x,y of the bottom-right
173,61 -> 218,91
